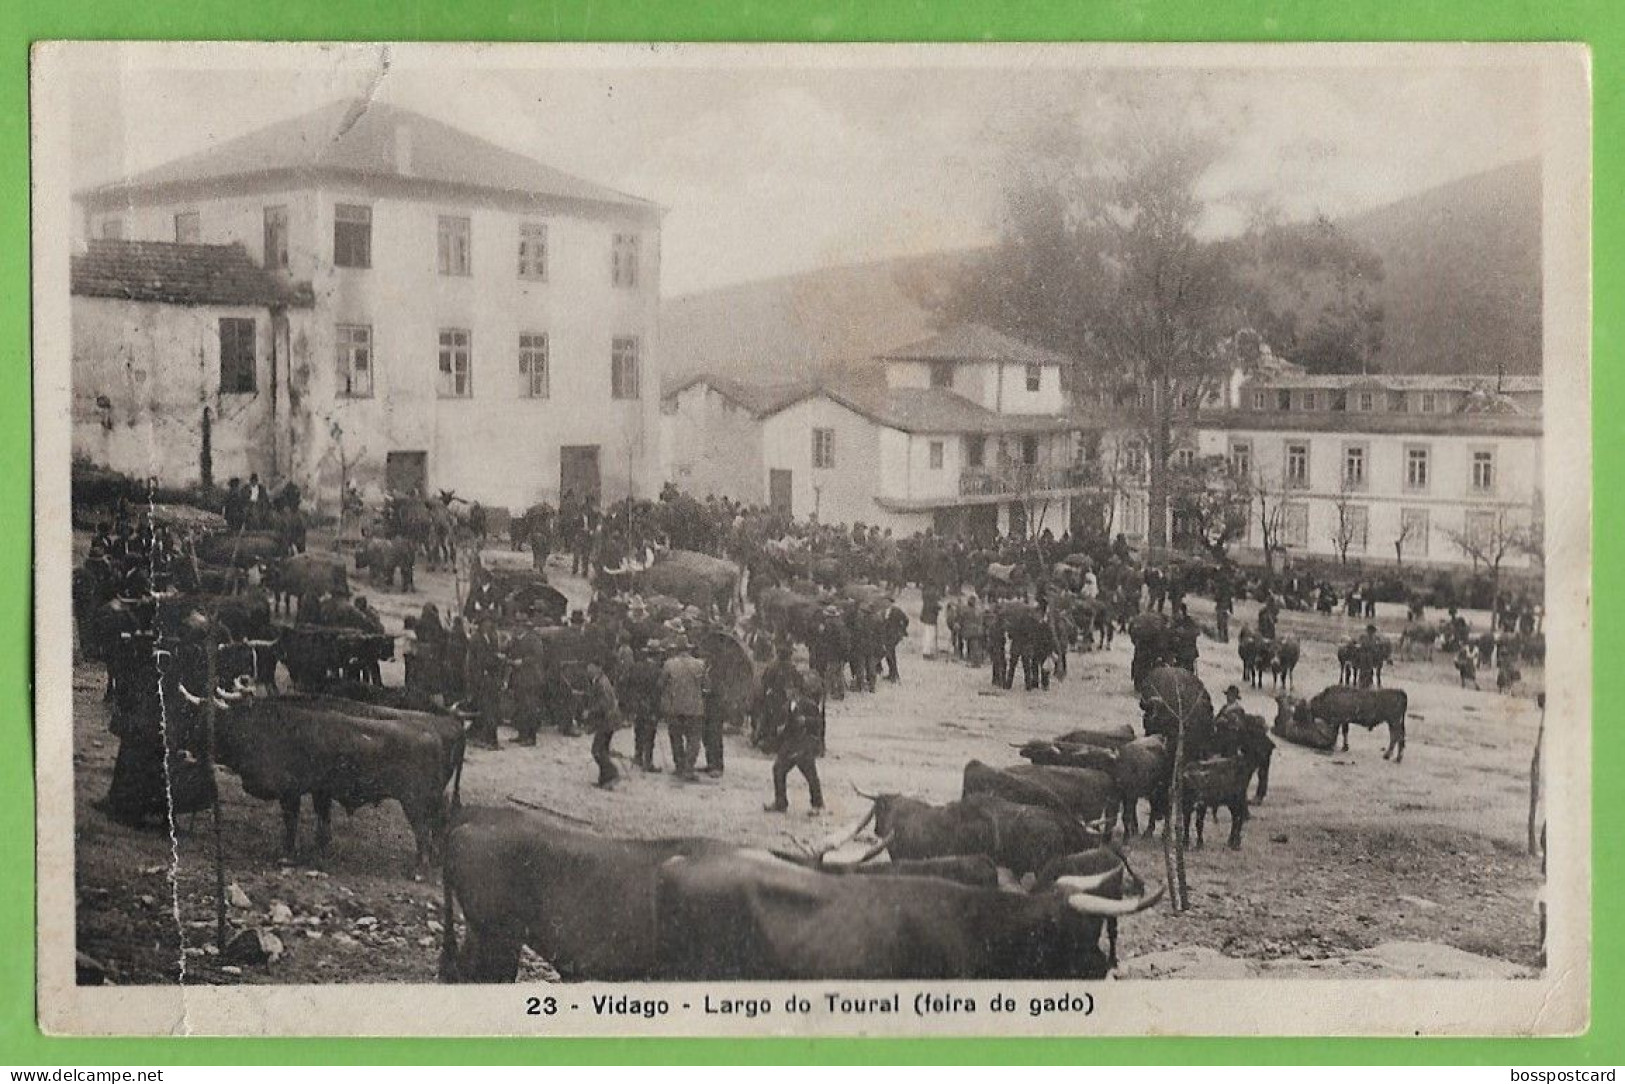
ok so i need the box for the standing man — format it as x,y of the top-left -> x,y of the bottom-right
659,636 -> 708,782
466,616 -> 505,750
619,646 -> 664,772
765,680 -> 825,815
986,605 -> 1007,688
919,581 -> 942,661
1214,576 -> 1234,643
882,602 -> 909,682
582,661 -> 623,788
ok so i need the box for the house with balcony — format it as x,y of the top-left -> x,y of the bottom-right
73,98 -> 664,513
661,324 -> 1116,536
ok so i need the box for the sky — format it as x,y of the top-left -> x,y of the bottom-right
65,45 -> 1546,297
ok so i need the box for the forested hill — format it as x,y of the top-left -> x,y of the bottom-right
658,158 -> 1543,389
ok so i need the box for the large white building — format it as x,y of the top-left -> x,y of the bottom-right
1186,368 -> 1544,570
73,99 -> 664,513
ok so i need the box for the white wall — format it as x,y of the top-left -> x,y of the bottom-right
71,296 -> 299,488
84,178 -> 664,513
662,384 -> 766,503
1193,425 -> 1542,567
761,396 -> 896,527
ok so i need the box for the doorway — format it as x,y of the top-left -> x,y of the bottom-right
769,469 -> 793,518
560,445 -> 602,506
386,451 -> 428,496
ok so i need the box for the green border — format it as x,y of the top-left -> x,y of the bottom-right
4,0 -> 1617,1064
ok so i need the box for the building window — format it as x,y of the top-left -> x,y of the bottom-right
1122,443 -> 1146,476
1472,449 -> 1496,492
263,206 -> 289,270
174,211 -> 200,244
1342,443 -> 1367,489
1021,435 -> 1040,466
1025,365 -> 1042,392
336,324 -> 373,398
1251,390 -> 1268,411
1389,390 -> 1408,412
437,328 -> 472,398
1172,447 -> 1196,469
812,428 -> 835,470
334,204 -> 372,268
965,435 -> 986,469
518,222 -> 548,280
100,217 -> 124,240
1356,391 -> 1375,412
1281,502 -> 1310,548
218,318 -> 256,394
929,441 -> 945,470
612,233 -> 640,288
1302,391 -> 1319,412
438,215 -> 472,276
929,361 -> 954,389
1405,445 -> 1431,491
1229,440 -> 1252,478
519,332 -> 549,398
1285,441 -> 1310,489
1401,507 -> 1430,556
1340,504 -> 1370,553
611,336 -> 641,400
1275,389 -> 1292,411
1420,391 -> 1439,414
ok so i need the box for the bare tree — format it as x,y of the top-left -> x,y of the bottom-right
1170,454 -> 1252,561
1444,510 -> 1527,602
1328,477 -> 1364,565
1393,515 -> 1420,568
1251,466 -> 1289,572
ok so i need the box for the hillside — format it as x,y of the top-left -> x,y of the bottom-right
658,158 -> 1544,388
1344,157 -> 1542,375
658,250 -> 978,390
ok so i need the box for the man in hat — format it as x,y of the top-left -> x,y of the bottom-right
659,635 -> 708,781
1216,684 -> 1247,729
619,645 -> 664,771
765,676 -> 825,816
582,661 -> 624,787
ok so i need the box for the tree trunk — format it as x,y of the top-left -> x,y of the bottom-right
1146,382 -> 1172,551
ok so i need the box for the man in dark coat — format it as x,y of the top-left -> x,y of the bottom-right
618,647 -> 664,771
583,661 -> 623,788
765,676 -> 825,814
466,618 -> 505,749
881,603 -> 909,682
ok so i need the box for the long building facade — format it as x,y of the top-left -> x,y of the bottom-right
74,99 -> 663,514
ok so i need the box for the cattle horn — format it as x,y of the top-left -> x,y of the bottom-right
850,783 -> 878,801
853,831 -> 895,865
1064,882 -> 1167,917
814,805 -> 876,859
175,683 -> 204,706
243,638 -> 278,648
216,684 -> 245,702
1053,869 -> 1120,895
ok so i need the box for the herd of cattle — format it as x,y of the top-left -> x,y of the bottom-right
73,503 -> 1500,985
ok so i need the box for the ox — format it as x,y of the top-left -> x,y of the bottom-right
847,790 -> 1102,877
177,687 -> 460,868
1308,685 -> 1409,762
961,761 -> 1120,836
1272,695 -> 1340,752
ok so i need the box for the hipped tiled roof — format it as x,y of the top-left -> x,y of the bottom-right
78,99 -> 655,214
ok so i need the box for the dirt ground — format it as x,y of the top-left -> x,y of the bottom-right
71,539 -> 1547,985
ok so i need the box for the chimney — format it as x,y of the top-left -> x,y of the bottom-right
394,124 -> 413,177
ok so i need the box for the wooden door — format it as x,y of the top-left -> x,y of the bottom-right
560,445 -> 602,505
769,469 -> 793,517
386,451 -> 427,496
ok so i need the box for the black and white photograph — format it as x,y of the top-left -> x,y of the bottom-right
31,42 -> 1590,1036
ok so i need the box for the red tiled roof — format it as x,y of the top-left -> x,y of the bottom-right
78,99 -> 655,214
71,240 -> 314,308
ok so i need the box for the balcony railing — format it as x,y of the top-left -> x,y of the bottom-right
959,464 -> 1101,497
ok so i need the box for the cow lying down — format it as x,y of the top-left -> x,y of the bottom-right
440,806 -> 1161,983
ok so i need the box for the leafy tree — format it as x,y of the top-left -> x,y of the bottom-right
930,106 -> 1384,549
